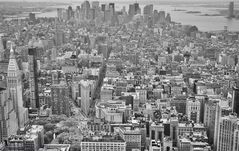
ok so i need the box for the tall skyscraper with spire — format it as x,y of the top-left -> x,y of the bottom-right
7,43 -> 28,129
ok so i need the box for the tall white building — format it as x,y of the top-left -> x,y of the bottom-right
203,99 -> 222,146
186,98 -> 201,123
7,44 -> 28,129
217,114 -> 239,151
81,80 -> 95,116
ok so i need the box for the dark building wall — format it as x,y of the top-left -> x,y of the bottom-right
170,100 -> 186,115
28,48 -> 39,108
232,86 -> 239,116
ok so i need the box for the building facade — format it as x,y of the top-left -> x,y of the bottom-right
28,48 -> 39,108
216,114 -> 239,151
7,44 -> 28,129
51,82 -> 70,116
0,85 -> 18,143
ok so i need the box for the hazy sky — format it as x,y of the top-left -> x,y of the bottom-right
0,0 -> 234,2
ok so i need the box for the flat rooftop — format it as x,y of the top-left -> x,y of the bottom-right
82,135 -> 125,143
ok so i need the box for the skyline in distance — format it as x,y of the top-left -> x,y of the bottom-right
0,0 -> 236,2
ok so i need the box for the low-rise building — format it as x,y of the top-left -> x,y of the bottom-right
81,135 -> 126,151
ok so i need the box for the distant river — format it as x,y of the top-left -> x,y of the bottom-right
36,1 -> 239,32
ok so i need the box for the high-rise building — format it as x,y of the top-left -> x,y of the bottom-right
29,13 -> 36,22
186,98 -> 201,123
81,80 -> 95,116
147,16 -> 154,28
92,1 -> 99,9
67,6 -> 74,20
229,2 -> 234,18
0,83 -> 18,143
134,3 -> 141,14
0,36 -> 4,61
128,4 -> 135,17
216,114 -> 239,151
128,3 -> 140,17
170,117 -> 178,147
109,3 -> 115,12
101,4 -> 106,12
57,8 -> 64,21
7,44 -> 28,129
89,8 -> 96,20
150,122 -> 164,150
203,99 -> 221,145
55,29 -> 65,47
109,3 -> 115,16
51,81 -> 71,116
75,6 -> 81,22
153,10 -> 159,24
81,1 -> 91,20
165,13 -> 171,23
28,48 -> 39,109
143,4 -> 153,21
119,127 -> 141,151
232,86 -> 239,116
158,11 -> 166,23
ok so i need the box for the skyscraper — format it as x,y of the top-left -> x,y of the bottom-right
159,11 -> 166,23
143,4 -> 153,18
0,83 -> 18,143
81,80 -> 91,116
128,4 -> 135,17
101,4 -> 106,12
186,98 -> 201,123
7,44 -> 28,129
28,48 -> 39,109
232,85 -> 239,116
109,3 -> 115,15
128,3 -> 141,17
92,1 -> 99,9
203,99 -> 221,145
81,1 -> 91,20
216,114 -> 239,151
29,13 -> 36,22
150,122 -> 164,149
55,29 -> 65,47
166,13 -> 171,23
57,8 -> 64,21
51,81 -> 71,116
229,2 -> 234,18
67,6 -> 74,20
0,36 -> 4,61
134,3 -> 141,14
170,117 -> 178,147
